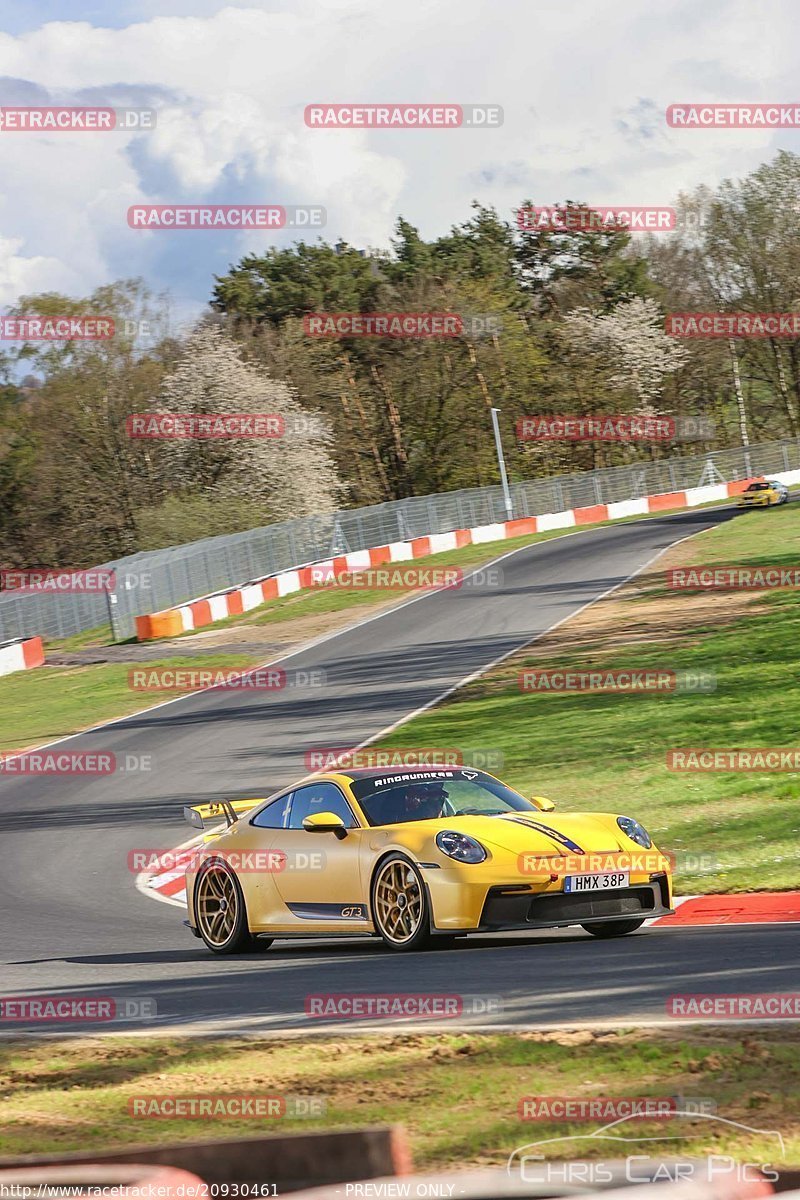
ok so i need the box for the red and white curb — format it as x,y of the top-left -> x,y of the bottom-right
0,636 -> 44,678
135,473 -> 800,641
138,850 -> 800,928
134,835 -> 204,908
656,892 -> 800,925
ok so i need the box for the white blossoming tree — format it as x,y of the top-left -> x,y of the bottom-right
156,325 -> 342,520
562,296 -> 689,408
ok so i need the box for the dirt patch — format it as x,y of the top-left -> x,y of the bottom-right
518,541 -> 768,660
49,595 -> 410,665
45,640 -> 285,665
164,596 -> 404,652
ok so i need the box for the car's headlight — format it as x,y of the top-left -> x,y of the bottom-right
436,830 -> 487,864
617,816 -> 652,849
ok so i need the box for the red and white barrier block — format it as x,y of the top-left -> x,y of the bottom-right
134,476 -> 794,640
0,636 -> 45,678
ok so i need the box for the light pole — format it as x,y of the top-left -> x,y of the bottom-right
490,407 -> 513,519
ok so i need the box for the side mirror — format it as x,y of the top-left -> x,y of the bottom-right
530,795 -> 556,812
302,811 -> 347,837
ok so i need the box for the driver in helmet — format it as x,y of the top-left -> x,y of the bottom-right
401,781 -> 449,821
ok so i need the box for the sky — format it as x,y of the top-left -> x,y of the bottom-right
0,0 -> 799,326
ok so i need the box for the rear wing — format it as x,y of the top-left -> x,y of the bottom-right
183,798 -> 264,830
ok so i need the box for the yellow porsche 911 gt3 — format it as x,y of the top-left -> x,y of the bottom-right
182,766 -> 673,954
737,478 -> 789,507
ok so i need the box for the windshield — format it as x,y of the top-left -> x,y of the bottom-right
746,482 -> 770,491
349,768 -> 536,826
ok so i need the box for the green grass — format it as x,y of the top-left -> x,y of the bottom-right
47,622 -> 116,651
0,654 -> 265,754
371,504 -> 800,894
0,1031 -> 797,1166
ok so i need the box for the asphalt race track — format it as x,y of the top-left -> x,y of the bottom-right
2,505 -> 797,1035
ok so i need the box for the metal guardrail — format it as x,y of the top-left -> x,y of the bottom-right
2,438 -> 798,643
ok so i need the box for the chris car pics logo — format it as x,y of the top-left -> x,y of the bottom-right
508,1112 -> 784,1186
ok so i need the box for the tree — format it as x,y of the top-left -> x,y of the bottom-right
562,297 -> 689,406
0,280 -> 177,566
211,241 -> 383,327
153,325 -> 343,521
515,202 -> 652,316
644,153 -> 800,443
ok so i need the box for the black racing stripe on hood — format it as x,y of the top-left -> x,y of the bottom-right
503,817 -> 585,854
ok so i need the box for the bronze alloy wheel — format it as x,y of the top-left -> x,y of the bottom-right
372,855 -> 430,948
196,861 -> 240,948
194,859 -> 272,955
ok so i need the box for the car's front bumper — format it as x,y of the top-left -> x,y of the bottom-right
425,864 -> 673,932
478,876 -> 672,930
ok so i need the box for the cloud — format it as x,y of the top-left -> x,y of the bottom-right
0,0 -> 797,316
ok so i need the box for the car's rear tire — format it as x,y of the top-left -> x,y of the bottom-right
581,918 -> 645,938
195,858 -> 267,954
371,854 -> 434,951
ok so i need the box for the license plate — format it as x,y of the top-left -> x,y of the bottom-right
564,871 -> 629,892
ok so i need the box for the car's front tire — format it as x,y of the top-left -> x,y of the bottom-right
194,858 -> 269,954
371,854 -> 434,951
581,918 -> 645,938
